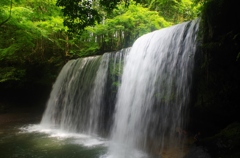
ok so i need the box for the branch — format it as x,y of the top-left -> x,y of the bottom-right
0,0 -> 13,27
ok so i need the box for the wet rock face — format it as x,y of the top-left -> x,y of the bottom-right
201,123 -> 240,158
188,0 -> 240,156
184,122 -> 240,158
184,146 -> 211,158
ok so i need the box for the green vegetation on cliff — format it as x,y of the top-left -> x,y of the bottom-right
0,0 -> 201,105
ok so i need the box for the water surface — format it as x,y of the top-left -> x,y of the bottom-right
0,109 -> 107,158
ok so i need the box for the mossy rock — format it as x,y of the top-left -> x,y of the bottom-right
217,123 -> 240,139
202,122 -> 240,158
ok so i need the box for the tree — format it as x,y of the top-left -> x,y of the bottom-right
55,0 -> 202,34
56,0 -> 130,33
136,0 -> 202,23
0,0 -> 67,84
67,1 -> 170,57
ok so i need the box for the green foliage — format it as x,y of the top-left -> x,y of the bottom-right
137,0 -> 202,23
109,60 -> 124,77
0,0 -> 12,26
0,67 -> 25,82
55,0 -> 201,33
0,0 -> 201,89
68,2 -> 170,57
55,0 -> 132,33
0,0 -> 67,85
108,58 -> 124,91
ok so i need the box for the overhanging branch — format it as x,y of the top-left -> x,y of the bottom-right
0,0 -> 13,27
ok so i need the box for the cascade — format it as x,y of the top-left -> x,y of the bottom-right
40,49 -> 128,137
40,19 -> 199,158
107,19 -> 199,158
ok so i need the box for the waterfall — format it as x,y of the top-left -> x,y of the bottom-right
107,20 -> 199,158
40,49 -> 129,137
40,19 -> 199,158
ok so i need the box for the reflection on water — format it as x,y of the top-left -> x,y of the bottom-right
0,111 -> 193,158
0,123 -> 107,158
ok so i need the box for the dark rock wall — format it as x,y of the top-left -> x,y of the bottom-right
188,0 -> 240,157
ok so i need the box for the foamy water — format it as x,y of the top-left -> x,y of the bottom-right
20,124 -> 107,147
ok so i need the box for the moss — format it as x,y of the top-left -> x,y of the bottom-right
218,123 -> 240,138
201,123 -> 240,158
